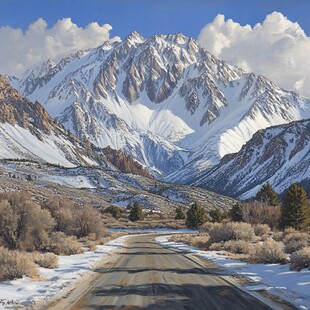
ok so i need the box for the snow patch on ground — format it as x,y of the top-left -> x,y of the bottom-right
0,235 -> 129,309
40,175 -> 95,188
156,236 -> 310,310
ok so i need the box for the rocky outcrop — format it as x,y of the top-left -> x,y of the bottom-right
102,146 -> 151,177
192,119 -> 310,199
0,75 -> 53,135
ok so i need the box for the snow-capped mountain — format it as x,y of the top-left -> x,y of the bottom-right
0,75 -> 99,167
11,32 -> 310,181
0,75 -> 150,177
192,119 -> 310,199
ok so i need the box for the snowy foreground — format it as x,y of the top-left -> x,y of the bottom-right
156,236 -> 310,310
0,235 -> 129,309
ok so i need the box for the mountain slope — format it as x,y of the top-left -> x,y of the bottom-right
11,33 -> 310,182
192,119 -> 310,199
0,75 -> 237,212
0,75 -> 100,167
0,75 -> 150,177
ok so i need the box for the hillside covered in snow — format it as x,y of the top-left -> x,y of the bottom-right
192,119 -> 310,198
10,32 -> 310,184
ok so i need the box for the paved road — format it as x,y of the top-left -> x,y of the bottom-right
69,234 -> 277,310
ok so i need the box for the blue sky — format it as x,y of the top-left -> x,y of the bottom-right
0,0 -> 309,97
0,0 -> 309,38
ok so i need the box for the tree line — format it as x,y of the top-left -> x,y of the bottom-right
178,183 -> 310,230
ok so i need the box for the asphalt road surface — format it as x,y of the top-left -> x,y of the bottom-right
63,234 -> 281,310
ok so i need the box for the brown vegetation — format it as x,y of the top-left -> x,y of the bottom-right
239,202 -> 281,229
169,221 -> 309,271
32,252 -> 58,269
249,240 -> 287,264
283,231 -> 309,254
0,190 -> 121,281
0,247 -> 39,281
0,191 -> 55,250
48,232 -> 83,255
207,222 -> 255,243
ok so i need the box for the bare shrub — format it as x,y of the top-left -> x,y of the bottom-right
84,240 -> 97,251
49,232 -> 83,255
188,234 -> 210,248
200,222 -> 214,233
209,242 -> 224,251
283,232 -> 309,254
0,247 -> 39,281
209,222 -> 255,243
0,192 -> 55,250
45,198 -> 105,239
253,224 -> 271,237
250,240 -> 287,264
290,247 -> 310,271
73,204 -> 104,238
223,240 -> 252,254
283,227 -> 298,236
240,202 -> 281,228
44,197 -> 75,234
32,252 -> 58,269
208,223 -> 234,243
273,231 -> 284,242
227,222 -> 255,241
170,234 -> 192,244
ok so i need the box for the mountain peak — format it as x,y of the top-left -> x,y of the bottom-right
174,33 -> 187,44
8,32 -> 310,185
124,31 -> 145,45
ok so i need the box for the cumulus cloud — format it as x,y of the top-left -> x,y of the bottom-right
198,12 -> 310,97
0,18 -> 120,76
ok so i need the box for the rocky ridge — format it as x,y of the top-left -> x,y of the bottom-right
192,119 -> 310,198
0,76 -> 150,176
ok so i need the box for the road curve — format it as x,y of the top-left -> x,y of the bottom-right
65,234 -> 278,310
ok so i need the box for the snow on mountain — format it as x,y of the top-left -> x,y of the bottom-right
12,32 -> 310,181
0,75 -> 110,168
192,119 -> 310,199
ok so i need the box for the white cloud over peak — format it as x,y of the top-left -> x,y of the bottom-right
198,12 -> 310,97
0,18 -> 120,76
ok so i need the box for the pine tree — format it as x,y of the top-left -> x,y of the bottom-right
209,209 -> 227,223
175,206 -> 185,220
129,202 -> 144,222
185,202 -> 207,229
104,205 -> 122,219
256,182 -> 279,206
228,203 -> 243,222
26,174 -> 34,181
281,183 -> 310,230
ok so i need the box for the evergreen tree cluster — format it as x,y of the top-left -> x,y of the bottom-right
253,182 -> 309,230
179,182 -> 309,231
185,203 -> 208,229
255,182 -> 279,206
281,183 -> 309,230
175,206 -> 186,220
128,202 -> 144,222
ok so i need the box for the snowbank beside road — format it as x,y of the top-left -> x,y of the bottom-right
0,235 -> 129,309
156,235 -> 310,310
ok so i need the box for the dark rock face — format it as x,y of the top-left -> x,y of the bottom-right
102,146 -> 151,177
